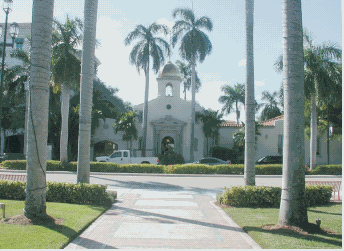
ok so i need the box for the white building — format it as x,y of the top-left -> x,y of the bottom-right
93,61 -> 342,165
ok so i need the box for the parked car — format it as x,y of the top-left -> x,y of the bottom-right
192,157 -> 231,165
0,153 -> 26,163
95,150 -> 159,164
256,155 -> 282,164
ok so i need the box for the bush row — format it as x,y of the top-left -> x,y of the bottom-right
1,161 -> 341,175
0,180 -> 116,206
217,185 -> 333,207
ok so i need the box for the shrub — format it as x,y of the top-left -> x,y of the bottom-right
215,164 -> 244,174
218,185 -> 333,207
157,152 -> 185,165
305,185 -> 333,206
168,164 -> 216,174
0,180 -> 116,206
308,165 -> 342,175
0,180 -> 26,200
255,165 -> 283,175
209,146 -> 234,161
1,160 -> 26,170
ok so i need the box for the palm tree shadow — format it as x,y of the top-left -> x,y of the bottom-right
243,226 -> 342,247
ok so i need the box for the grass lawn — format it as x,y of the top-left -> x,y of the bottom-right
0,199 -> 109,249
222,203 -> 342,249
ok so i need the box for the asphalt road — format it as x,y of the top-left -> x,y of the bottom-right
1,170 -> 341,197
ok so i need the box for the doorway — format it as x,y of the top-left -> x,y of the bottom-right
161,136 -> 174,154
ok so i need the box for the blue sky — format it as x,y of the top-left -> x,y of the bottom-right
4,0 -> 342,122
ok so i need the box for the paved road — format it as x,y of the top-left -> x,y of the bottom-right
1,170 -> 341,198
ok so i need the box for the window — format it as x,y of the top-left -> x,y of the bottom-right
316,136 -> 321,155
123,151 -> 129,157
193,138 -> 198,151
110,152 -> 121,158
15,38 -> 24,50
138,137 -> 142,150
165,83 -> 173,96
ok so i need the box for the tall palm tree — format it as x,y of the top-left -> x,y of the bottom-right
24,0 -> 54,220
196,109 -> 224,156
76,0 -> 99,184
114,110 -> 138,151
175,60 -> 201,100
171,8 -> 213,162
258,90 -> 282,121
274,31 -> 342,170
218,83 -> 245,124
124,23 -> 171,157
278,0 -> 308,228
244,0 -> 255,186
51,16 -> 83,163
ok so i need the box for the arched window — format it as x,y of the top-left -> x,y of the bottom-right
165,83 -> 173,96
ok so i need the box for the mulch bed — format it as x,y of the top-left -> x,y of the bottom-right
1,214 -> 63,225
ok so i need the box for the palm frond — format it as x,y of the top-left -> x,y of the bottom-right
195,16 -> 213,31
172,8 -> 195,24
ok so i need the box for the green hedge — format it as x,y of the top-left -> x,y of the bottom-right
217,185 -> 333,208
0,180 -> 116,206
1,160 -> 341,176
308,165 -> 342,175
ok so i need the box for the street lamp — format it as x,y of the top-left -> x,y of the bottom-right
0,0 -> 19,154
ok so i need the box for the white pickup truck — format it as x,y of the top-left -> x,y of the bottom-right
95,150 -> 159,165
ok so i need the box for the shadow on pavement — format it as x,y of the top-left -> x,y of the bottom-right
92,175 -> 223,195
68,237 -> 117,249
106,205 -> 243,233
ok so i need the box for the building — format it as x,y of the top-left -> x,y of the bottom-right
93,61 -> 342,164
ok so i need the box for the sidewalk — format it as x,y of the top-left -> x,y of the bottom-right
65,189 -> 261,249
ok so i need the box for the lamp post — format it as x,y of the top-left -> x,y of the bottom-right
0,0 -> 19,154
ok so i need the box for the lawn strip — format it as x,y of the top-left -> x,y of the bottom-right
221,203 -> 342,249
0,199 -> 109,249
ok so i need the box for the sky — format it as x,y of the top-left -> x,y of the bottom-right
3,0 -> 342,122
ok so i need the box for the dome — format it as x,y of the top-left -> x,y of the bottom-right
158,61 -> 181,79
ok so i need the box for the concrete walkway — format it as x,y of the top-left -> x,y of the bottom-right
65,189 -> 261,249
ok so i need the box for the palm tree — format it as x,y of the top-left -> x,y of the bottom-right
274,31 -> 342,170
24,0 -> 54,220
258,90 -> 282,121
218,83 -> 245,124
175,60 -> 201,100
196,109 -> 224,156
76,0 -> 99,184
278,0 -> 308,228
244,0 -> 255,186
114,110 -> 138,151
171,8 -> 213,162
51,16 -> 83,163
124,23 -> 170,157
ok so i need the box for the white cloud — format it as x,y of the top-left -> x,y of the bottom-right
238,59 -> 246,67
156,18 -> 174,29
255,79 -> 266,87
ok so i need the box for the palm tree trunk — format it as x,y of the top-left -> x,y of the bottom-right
189,58 -> 196,162
60,83 -> 70,162
24,0 -> 54,219
278,0 -> 308,228
244,0 -> 255,186
77,0 -> 98,183
310,93 -> 317,170
236,101 -> 239,125
142,62 -> 149,157
24,80 -> 29,155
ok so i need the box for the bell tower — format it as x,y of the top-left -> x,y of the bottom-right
156,61 -> 182,98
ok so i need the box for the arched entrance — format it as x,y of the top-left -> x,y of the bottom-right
161,136 -> 174,155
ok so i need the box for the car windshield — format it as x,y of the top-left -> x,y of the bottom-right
109,152 -> 121,158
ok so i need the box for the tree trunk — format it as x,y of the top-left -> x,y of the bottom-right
278,0 -> 308,228
310,93 -> 317,170
142,62 -> 149,157
77,0 -> 98,183
189,59 -> 196,162
24,80 -> 30,155
60,83 -> 70,162
244,0 -> 255,186
24,0 -> 54,219
236,101 -> 240,125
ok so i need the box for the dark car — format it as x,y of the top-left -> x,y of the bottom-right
193,157 -> 231,165
256,155 -> 282,164
0,153 -> 26,162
